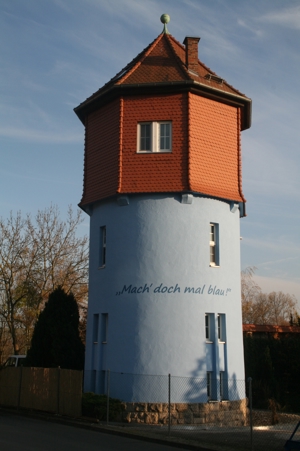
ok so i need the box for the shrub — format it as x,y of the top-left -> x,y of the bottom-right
82,392 -> 124,421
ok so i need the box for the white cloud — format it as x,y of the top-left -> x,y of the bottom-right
242,236 -> 300,255
260,5 -> 300,29
52,0 -> 73,14
0,0 -> 300,296
254,275 -> 300,305
243,144 -> 300,202
0,126 -> 82,143
237,18 -> 263,38
0,168 -> 77,185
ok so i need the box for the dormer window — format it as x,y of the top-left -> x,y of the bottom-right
138,122 -> 172,153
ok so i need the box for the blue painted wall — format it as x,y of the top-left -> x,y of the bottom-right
84,193 -> 245,402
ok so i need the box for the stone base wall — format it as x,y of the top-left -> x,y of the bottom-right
121,399 -> 248,426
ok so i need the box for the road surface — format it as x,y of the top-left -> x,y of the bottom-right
0,411 -> 192,451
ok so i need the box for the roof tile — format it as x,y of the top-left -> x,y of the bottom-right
75,33 -> 249,114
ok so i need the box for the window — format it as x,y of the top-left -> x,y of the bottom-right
220,371 -> 227,400
210,223 -> 219,266
207,371 -> 212,400
217,314 -> 226,342
159,123 -> 171,151
101,313 -> 108,344
140,123 -> 151,151
138,122 -> 172,153
93,314 -> 99,343
205,313 -> 214,342
99,226 -> 106,268
217,314 -> 221,340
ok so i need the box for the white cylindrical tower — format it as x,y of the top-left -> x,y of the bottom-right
85,194 -> 244,402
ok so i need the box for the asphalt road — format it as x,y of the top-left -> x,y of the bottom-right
0,412 -> 192,451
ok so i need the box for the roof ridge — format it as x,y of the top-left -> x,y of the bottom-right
74,30 -> 251,129
196,55 -> 247,98
167,34 -> 216,81
75,34 -> 165,109
165,34 -> 194,80
168,35 -> 246,97
116,33 -> 164,86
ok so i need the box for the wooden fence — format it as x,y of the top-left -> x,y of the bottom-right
0,367 -> 82,417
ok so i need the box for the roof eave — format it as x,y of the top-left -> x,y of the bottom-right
74,80 -> 252,130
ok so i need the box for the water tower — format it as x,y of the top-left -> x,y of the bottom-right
75,15 -> 251,420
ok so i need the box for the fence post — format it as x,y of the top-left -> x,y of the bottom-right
17,366 -> 23,410
57,366 -> 61,414
248,377 -> 253,451
106,369 -> 110,424
168,373 -> 171,436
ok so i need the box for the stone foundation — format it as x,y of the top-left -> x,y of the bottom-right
121,399 -> 248,426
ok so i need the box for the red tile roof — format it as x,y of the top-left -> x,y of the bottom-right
74,33 -> 251,130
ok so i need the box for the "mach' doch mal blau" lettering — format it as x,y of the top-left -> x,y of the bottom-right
116,283 -> 232,296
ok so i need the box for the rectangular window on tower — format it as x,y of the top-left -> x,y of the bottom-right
101,313 -> 108,344
220,371 -> 227,400
205,313 -> 214,342
217,314 -> 226,343
140,123 -> 151,151
209,223 -> 219,267
93,314 -> 99,343
159,122 -> 171,151
207,371 -> 212,400
137,122 -> 172,153
99,226 -> 106,268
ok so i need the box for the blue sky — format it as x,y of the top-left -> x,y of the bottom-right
1,0 -> 300,303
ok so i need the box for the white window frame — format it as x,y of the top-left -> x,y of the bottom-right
210,223 -> 219,267
139,122 -> 152,151
205,313 -> 214,343
137,121 -> 172,153
217,313 -> 226,343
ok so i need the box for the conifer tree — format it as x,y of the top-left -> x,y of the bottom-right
25,287 -> 84,370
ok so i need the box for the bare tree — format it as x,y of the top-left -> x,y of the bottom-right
246,292 -> 270,325
241,267 -> 298,325
265,291 -> 297,325
29,205 -> 88,304
0,206 -> 88,357
290,312 -> 300,326
241,267 -> 261,323
0,212 -> 37,354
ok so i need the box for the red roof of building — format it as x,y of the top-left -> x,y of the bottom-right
243,324 -> 300,334
74,32 -> 251,130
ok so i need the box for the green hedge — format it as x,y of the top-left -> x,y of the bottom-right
244,335 -> 300,412
82,392 -> 124,421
